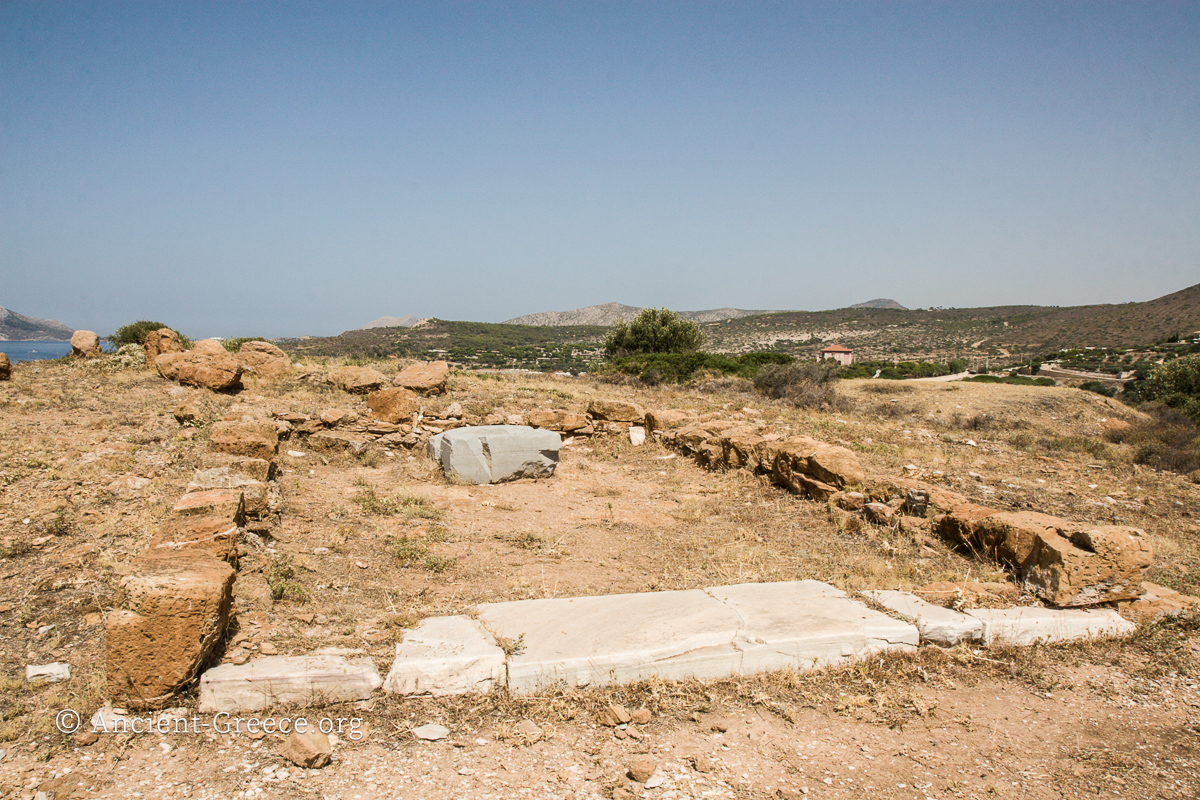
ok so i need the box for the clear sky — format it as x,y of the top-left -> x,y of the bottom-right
2,2 -> 1197,338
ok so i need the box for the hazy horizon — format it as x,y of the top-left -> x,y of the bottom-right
3,2 -> 1197,338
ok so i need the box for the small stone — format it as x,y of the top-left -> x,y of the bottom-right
73,731 -> 100,746
413,723 -> 450,741
630,707 -> 652,725
597,703 -> 632,727
25,662 -> 70,683
629,426 -> 646,446
279,730 -> 332,769
516,719 -> 542,742
258,643 -> 278,655
691,754 -> 715,773
645,773 -> 666,789
627,756 -> 658,783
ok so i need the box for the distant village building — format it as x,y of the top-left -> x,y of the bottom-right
819,344 -> 854,366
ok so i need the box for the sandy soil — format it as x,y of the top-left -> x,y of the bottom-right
1,357 -> 1198,799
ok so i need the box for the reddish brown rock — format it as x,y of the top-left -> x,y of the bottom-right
587,399 -> 645,423
937,507 -> 1153,607
279,730 -> 332,769
143,328 -> 184,364
156,350 -> 243,392
862,476 -> 969,515
331,366 -> 386,394
864,502 -> 895,525
367,388 -> 420,424
237,340 -> 291,378
394,360 -> 449,395
172,489 -> 247,525
306,430 -> 370,454
192,338 -> 227,355
208,420 -> 279,462
106,551 -> 235,709
766,436 -> 864,490
70,330 -> 102,358
720,427 -> 767,471
836,492 -> 866,512
1120,582 -> 1200,625
146,515 -> 240,564
644,409 -> 695,434
0,352 -> 11,381
527,410 -> 590,432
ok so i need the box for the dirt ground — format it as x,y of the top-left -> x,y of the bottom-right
1,357 -> 1198,799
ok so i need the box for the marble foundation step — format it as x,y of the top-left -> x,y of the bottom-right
199,655 -> 382,713
863,590 -> 984,646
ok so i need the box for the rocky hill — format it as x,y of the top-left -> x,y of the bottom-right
0,306 -> 74,340
357,315 -> 420,330
503,302 -> 773,327
848,298 -> 907,310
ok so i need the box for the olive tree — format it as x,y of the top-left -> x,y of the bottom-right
603,307 -> 702,357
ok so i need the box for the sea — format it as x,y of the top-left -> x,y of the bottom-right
0,340 -> 114,363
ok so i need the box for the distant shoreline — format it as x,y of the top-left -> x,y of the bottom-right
0,340 -> 114,363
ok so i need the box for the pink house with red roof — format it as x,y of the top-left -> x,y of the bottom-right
819,344 -> 854,366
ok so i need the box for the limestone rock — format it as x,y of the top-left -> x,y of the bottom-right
306,430 -> 370,455
173,399 -> 204,424
367,387 -> 421,424
156,351 -> 243,392
318,408 -> 354,425
237,340 -> 291,378
427,425 -> 561,484
26,662 -> 71,683
70,330 -> 102,358
629,426 -> 646,446
627,757 -> 658,783
413,723 -> 450,741
587,399 -> 645,423
937,507 -> 1153,607
279,730 -> 332,769
107,551 -> 235,709
597,703 -> 632,727
147,515 -> 240,564
208,420 -> 279,462
527,410 -> 589,432
0,352 -> 11,380
767,436 -> 864,490
394,360 -> 449,395
331,366 -> 386,394
192,338 -> 226,355
143,328 -> 184,364
644,409 -> 694,434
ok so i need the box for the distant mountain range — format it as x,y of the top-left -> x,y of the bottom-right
0,306 -> 74,341
502,302 -> 777,327
357,315 -> 420,330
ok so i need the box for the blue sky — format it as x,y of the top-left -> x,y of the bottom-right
2,2 -> 1197,338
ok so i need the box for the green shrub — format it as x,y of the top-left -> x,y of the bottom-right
753,361 -> 847,410
604,308 -> 702,357
602,350 -> 793,385
222,336 -> 268,353
109,320 -> 188,348
1079,381 -> 1118,398
1141,355 -> 1200,423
